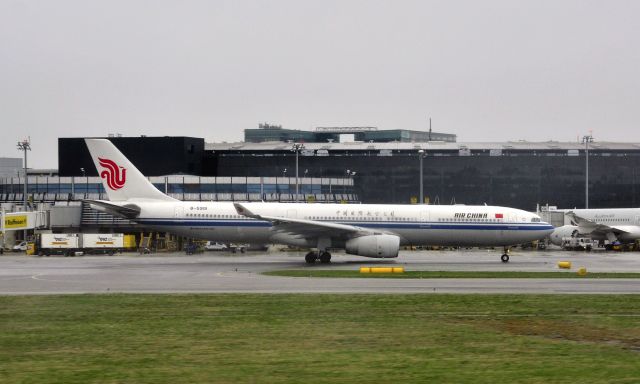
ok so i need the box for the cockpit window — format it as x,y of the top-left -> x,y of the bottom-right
531,218 -> 541,222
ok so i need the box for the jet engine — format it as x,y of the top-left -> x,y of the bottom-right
618,228 -> 640,242
345,234 -> 400,258
548,225 -> 579,246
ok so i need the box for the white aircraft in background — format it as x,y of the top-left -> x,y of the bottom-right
549,209 -> 640,247
84,139 -> 554,263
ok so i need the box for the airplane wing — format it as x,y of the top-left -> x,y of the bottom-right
565,211 -> 631,235
233,203 -> 387,239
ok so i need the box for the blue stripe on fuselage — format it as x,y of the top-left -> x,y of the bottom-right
136,218 -> 553,231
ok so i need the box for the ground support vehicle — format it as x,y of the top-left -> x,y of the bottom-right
37,234 -> 125,256
561,237 -> 595,251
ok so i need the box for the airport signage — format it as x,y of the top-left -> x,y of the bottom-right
1,211 -> 46,231
4,215 -> 28,229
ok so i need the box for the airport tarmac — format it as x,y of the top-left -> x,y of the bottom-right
1,248 -> 640,295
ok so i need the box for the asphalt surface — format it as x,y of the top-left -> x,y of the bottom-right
1,248 -> 640,294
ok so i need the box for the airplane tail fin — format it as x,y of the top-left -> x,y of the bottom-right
84,139 -> 176,202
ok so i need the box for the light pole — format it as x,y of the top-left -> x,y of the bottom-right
303,169 -> 309,200
17,138 -> 31,241
80,167 -> 87,196
281,168 -> 287,202
582,134 -> 594,208
291,143 -> 305,202
345,169 -> 356,194
418,149 -> 425,204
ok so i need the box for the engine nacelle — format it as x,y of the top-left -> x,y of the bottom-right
549,225 -> 579,246
618,228 -> 640,242
345,235 -> 400,258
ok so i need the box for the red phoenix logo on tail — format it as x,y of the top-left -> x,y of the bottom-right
98,158 -> 127,190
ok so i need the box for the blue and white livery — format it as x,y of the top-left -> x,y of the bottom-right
84,139 -> 554,263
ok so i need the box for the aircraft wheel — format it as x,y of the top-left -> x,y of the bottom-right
319,252 -> 332,264
501,254 -> 509,263
305,252 -> 317,264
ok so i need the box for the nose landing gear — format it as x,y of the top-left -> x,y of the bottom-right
501,247 -> 510,263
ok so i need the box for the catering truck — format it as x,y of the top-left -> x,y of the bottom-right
37,233 -> 125,256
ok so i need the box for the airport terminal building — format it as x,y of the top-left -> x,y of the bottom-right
1,134 -> 640,241
207,140 -> 640,209
244,124 -> 457,144
1,136 -> 639,212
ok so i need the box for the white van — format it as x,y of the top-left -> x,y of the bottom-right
12,241 -> 28,252
204,242 -> 228,251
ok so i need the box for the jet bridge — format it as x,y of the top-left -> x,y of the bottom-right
1,210 -> 48,249
1,210 -> 48,231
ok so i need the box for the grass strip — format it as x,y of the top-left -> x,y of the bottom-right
1,294 -> 640,383
264,270 -> 640,279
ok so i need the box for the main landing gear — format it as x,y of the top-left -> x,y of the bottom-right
305,252 -> 316,264
305,251 -> 332,264
501,247 -> 510,263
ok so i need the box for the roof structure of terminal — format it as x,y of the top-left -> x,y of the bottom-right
206,140 -> 640,151
244,123 -> 457,144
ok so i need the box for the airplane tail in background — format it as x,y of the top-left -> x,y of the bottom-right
84,139 -> 176,202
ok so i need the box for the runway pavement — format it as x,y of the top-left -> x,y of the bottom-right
1,248 -> 640,294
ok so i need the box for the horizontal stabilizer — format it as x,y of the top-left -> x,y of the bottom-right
85,200 -> 141,219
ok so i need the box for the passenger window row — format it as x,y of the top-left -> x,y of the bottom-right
185,213 -> 248,219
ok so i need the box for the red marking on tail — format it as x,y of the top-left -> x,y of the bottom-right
98,158 -> 127,190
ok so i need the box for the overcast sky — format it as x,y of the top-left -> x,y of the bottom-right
1,0 -> 639,168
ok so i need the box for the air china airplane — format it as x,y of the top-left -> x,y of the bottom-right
549,209 -> 640,247
85,139 -> 554,263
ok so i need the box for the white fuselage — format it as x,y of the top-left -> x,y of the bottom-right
125,201 -> 553,247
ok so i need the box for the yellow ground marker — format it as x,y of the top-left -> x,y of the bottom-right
360,267 -> 404,273
558,261 -> 572,269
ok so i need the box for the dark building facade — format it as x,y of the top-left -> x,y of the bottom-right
59,136 -> 205,176
208,142 -> 640,210
55,137 -> 640,210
